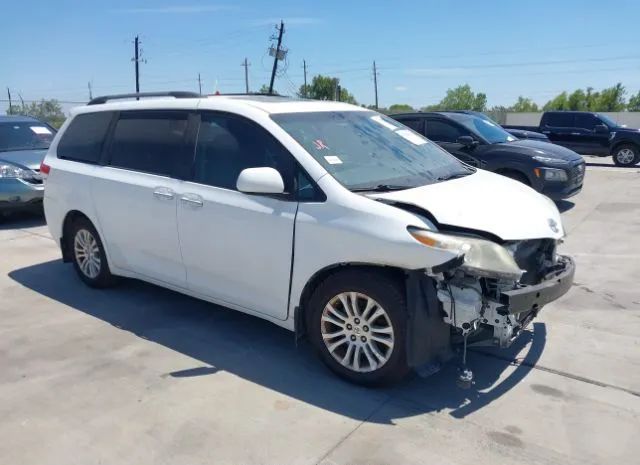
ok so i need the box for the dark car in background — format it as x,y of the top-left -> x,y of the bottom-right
449,110 -> 549,142
504,111 -> 640,166
0,115 -> 55,216
392,111 -> 585,200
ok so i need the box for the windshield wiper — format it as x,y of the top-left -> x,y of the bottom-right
350,184 -> 411,193
437,172 -> 472,182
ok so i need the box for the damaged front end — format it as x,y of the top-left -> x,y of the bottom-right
405,228 -> 575,379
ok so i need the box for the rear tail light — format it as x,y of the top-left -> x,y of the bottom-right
39,161 -> 51,177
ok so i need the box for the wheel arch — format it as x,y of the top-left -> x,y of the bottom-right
60,210 -> 96,262
494,167 -> 532,186
611,140 -> 640,153
293,262 -> 407,339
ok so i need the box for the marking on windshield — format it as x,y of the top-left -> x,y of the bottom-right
370,115 -> 399,131
313,139 -> 329,150
324,155 -> 343,165
396,129 -> 427,146
30,126 -> 52,135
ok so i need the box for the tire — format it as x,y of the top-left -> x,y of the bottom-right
68,217 -> 117,288
612,144 -> 640,167
499,170 -> 530,185
306,269 -> 410,386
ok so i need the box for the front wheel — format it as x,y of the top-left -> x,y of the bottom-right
612,144 -> 640,167
307,270 -> 409,386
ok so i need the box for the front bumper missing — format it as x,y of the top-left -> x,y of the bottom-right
498,255 -> 575,315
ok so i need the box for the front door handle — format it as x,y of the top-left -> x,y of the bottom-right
570,132 -> 581,136
180,193 -> 203,207
153,187 -> 175,200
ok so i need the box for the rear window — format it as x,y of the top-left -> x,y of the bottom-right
57,112 -> 113,163
0,121 -> 55,152
108,111 -> 190,177
544,113 -> 575,127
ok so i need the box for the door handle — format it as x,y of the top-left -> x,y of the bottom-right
570,132 -> 581,136
153,187 -> 175,200
180,193 -> 203,207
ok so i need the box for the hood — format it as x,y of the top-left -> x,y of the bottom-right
370,169 -> 563,241
0,149 -> 46,171
614,126 -> 640,134
505,128 -> 548,141
494,138 -> 582,163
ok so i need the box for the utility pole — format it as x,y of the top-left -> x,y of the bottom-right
268,20 -> 285,95
373,60 -> 379,109
303,60 -> 308,97
198,73 -> 202,95
132,35 -> 145,98
88,82 -> 93,100
6,87 -> 12,113
241,58 -> 250,93
335,83 -> 341,102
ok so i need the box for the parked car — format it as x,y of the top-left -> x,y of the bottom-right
449,110 -> 549,142
0,115 -> 55,215
42,92 -> 575,386
504,111 -> 640,166
391,111 -> 585,200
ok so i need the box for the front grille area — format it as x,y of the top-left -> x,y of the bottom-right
511,239 -> 556,285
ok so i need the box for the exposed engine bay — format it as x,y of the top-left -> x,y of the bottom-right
431,238 -> 569,348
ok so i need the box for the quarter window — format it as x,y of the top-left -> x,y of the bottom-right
57,112 -> 113,163
193,113 -> 296,192
109,111 -> 190,177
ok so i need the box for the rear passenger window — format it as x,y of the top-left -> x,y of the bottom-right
57,112 -> 113,163
545,113 -> 574,127
193,113 -> 296,192
109,111 -> 190,177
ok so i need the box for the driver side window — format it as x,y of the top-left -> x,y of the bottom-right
425,119 -> 466,143
193,113 -> 296,193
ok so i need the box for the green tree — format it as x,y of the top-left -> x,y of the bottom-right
387,104 -> 415,113
594,83 -> 626,111
258,84 -> 279,95
543,91 -> 569,111
627,90 -> 640,111
509,97 -> 539,112
423,84 -> 487,112
8,99 -> 66,128
299,75 -> 357,104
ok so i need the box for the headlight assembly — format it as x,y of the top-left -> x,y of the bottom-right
534,167 -> 568,181
0,163 -> 30,179
407,227 -> 524,280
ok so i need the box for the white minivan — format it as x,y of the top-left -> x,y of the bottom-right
41,92 -> 575,385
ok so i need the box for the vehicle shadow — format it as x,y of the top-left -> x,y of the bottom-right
9,259 -> 546,423
555,200 -> 575,213
0,210 -> 46,230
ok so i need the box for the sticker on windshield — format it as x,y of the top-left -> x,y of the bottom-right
313,139 -> 329,150
324,155 -> 343,165
396,129 -> 427,145
30,126 -> 52,135
370,115 -> 399,131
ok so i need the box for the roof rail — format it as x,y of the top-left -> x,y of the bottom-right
88,91 -> 201,105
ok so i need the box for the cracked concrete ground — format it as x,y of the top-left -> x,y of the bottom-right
1,156 -> 638,465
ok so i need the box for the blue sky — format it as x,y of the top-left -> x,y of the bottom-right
2,0 -> 640,113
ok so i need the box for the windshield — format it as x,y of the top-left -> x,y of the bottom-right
597,114 -> 619,128
446,113 -> 516,144
0,122 -> 55,152
271,111 -> 472,191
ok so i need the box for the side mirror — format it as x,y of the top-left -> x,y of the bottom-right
457,135 -> 477,147
237,167 -> 285,194
594,124 -> 609,134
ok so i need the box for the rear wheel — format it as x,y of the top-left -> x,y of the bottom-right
68,218 -> 117,288
307,270 -> 409,386
612,144 -> 640,167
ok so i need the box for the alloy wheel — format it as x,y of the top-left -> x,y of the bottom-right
74,229 -> 101,279
320,292 -> 394,373
616,148 -> 635,165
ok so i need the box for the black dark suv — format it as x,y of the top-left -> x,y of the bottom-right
392,111 -> 585,200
